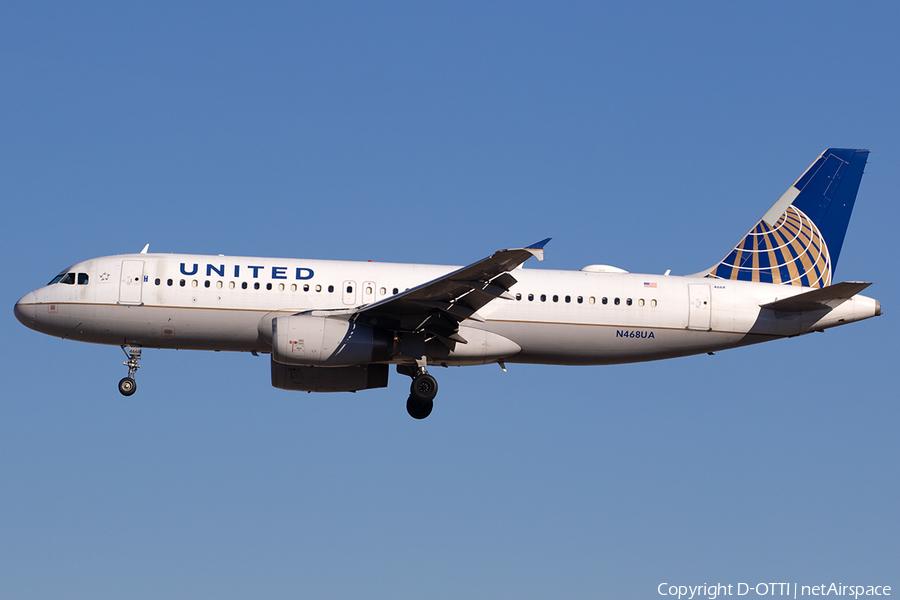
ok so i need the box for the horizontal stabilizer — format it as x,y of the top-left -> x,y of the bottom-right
760,281 -> 872,312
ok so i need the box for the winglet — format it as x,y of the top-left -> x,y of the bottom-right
140,244 -> 150,254
525,238 -> 551,262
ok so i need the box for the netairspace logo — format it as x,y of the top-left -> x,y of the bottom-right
657,583 -> 891,599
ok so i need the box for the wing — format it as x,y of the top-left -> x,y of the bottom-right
351,238 -> 550,344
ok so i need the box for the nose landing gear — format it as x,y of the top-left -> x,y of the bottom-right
402,365 -> 438,419
118,345 -> 141,396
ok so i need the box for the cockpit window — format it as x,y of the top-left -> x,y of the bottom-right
49,270 -> 89,285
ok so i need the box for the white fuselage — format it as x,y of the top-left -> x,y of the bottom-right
16,252 -> 881,366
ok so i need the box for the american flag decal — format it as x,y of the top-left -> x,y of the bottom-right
643,282 -> 657,288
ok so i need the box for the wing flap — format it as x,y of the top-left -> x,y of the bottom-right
409,300 -> 486,322
355,238 -> 550,333
760,281 -> 872,312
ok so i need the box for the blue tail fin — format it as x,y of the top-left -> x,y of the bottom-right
705,148 -> 869,288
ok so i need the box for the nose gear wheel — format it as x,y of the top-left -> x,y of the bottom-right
118,377 -> 137,396
119,345 -> 142,396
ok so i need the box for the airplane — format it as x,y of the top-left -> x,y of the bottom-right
14,148 -> 881,419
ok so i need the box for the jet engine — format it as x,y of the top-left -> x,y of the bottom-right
271,360 -> 389,392
271,315 -> 392,367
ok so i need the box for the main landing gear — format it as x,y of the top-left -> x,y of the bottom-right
118,345 -> 141,396
399,365 -> 438,420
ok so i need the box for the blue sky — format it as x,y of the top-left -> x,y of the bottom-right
2,2 -> 898,598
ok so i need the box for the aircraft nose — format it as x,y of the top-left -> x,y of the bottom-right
14,292 -> 37,330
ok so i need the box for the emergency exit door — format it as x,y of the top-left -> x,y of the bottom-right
342,280 -> 357,305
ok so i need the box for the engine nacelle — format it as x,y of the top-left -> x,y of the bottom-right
271,360 -> 389,392
272,315 -> 392,367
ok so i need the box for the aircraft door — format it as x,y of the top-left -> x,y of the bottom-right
687,284 -> 711,331
362,281 -> 376,305
119,260 -> 145,305
342,280 -> 357,305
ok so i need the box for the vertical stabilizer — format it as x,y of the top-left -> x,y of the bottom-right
705,148 -> 868,288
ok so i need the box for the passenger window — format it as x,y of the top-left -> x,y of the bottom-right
78,273 -> 89,285
154,278 -> 161,286
346,285 -> 353,293
290,284 -> 297,292
614,298 -> 620,305
328,285 -> 334,293
216,281 -> 223,289
638,298 -> 645,307
242,282 -> 248,290
589,297 -> 596,304
540,294 -> 546,302
303,284 -> 310,292
552,295 -> 558,302
230,282 -> 236,289
393,288 -> 399,295
316,285 -> 322,292
266,283 -> 272,291
528,294 -> 534,301
254,282 -> 260,290
180,279 -> 186,287
651,299 -> 658,307
602,297 -> 608,305
366,286 -> 373,295
192,280 -> 198,288
60,273 -> 75,285
380,287 -> 386,295
516,293 -> 522,301
204,281 -> 211,288
577,296 -> 583,304
278,283 -> 285,291
626,298 -> 632,306
565,295 -> 571,303
167,279 -> 173,286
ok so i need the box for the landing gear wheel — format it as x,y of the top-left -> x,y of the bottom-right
410,373 -> 438,402
119,345 -> 142,396
407,396 -> 434,419
118,377 -> 137,396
